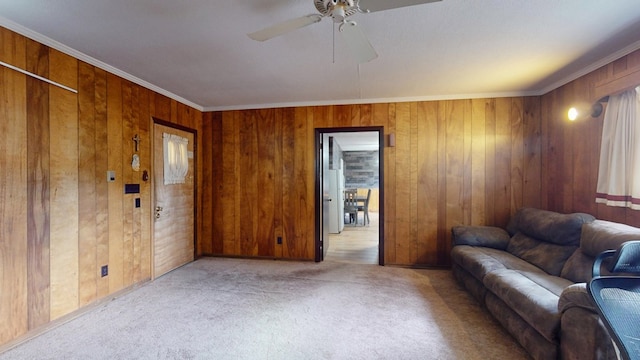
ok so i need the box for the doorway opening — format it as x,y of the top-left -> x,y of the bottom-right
315,127 -> 384,265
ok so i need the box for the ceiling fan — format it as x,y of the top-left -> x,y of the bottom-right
248,0 -> 442,63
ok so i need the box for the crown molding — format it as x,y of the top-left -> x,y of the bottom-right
202,90 -> 541,112
537,39 -> 640,96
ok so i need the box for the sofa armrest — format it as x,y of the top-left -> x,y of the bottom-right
558,283 -> 597,313
559,283 -> 618,359
451,226 -> 510,250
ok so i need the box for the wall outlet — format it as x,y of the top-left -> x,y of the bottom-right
101,265 -> 108,277
277,236 -> 282,245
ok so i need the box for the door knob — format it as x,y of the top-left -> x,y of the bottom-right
155,206 -> 163,219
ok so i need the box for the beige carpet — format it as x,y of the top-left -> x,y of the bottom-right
0,258 -> 530,359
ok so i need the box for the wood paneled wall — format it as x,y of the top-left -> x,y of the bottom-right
201,109 -> 316,259
201,99 -> 543,266
541,49 -> 640,226
0,27 -> 202,346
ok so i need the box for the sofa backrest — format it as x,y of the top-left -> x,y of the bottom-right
561,220 -> 640,283
506,208 -> 595,276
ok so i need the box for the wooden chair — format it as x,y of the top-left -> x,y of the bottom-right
343,189 -> 359,225
358,188 -> 372,226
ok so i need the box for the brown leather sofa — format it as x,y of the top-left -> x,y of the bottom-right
451,208 -> 640,360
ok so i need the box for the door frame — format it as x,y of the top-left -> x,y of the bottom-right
151,117 -> 198,279
314,126 -> 385,265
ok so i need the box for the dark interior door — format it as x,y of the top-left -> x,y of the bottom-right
316,132 -> 331,261
322,134 -> 330,259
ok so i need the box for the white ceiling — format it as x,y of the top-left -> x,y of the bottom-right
1,0 -> 640,112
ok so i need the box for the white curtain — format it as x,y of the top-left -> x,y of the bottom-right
163,133 -> 189,185
595,86 -> 640,209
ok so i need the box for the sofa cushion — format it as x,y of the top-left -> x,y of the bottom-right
509,208 -> 595,246
507,232 -> 578,276
559,249 -> 594,283
451,245 -> 546,283
451,225 -> 510,249
483,269 -> 573,343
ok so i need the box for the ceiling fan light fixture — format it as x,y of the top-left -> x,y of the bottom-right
250,0 -> 441,61
332,5 -> 347,22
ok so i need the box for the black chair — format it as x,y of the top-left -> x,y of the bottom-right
358,189 -> 372,226
588,241 -> 640,360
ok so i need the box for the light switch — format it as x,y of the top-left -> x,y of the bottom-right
107,171 -> 116,182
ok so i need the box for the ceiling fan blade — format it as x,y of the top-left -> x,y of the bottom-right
340,22 -> 378,63
248,14 -> 322,41
358,0 -> 441,13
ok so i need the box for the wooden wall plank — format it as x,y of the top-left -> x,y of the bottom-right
357,104 -> 370,126
304,106 -> 316,258
416,101 -> 439,264
239,111 -> 259,256
385,103 -> 397,263
484,99 -> 497,225
211,112 -> 224,255
334,105 -> 350,127
409,102 -> 419,263
257,109 -> 276,257
444,100 -> 465,263
435,102 -> 448,264
25,38 -> 50,330
130,85 -> 142,283
78,61 -> 98,307
393,102 -> 411,264
494,98 -> 512,227
273,109 -> 284,258
107,73 -> 124,293
523,97 -> 541,209
312,105 -> 332,129
0,28 -> 29,344
137,86 -> 151,282
561,86 -> 574,214
281,108 -> 296,258
49,48 -> 79,320
571,76 -> 597,215
470,99 -> 487,225
221,111 -> 238,255
462,100 -> 473,226
94,67 -> 110,298
510,98 -> 524,215
121,81 -> 135,286
200,113 -> 214,255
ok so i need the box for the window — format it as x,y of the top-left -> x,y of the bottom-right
163,133 -> 189,185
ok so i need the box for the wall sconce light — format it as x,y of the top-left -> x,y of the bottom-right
568,96 -> 609,121
388,133 -> 396,147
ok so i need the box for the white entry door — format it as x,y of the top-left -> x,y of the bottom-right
153,122 -> 195,278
